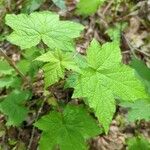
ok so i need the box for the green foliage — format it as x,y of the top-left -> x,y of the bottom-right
0,76 -> 14,88
131,58 -> 150,94
69,39 -> 148,132
106,22 -> 127,43
0,90 -> 31,126
17,47 -> 41,78
0,60 -> 22,89
5,11 -> 84,51
0,60 -> 13,75
2,8 -> 150,150
120,100 -> 150,122
127,136 -> 150,150
52,0 -> 67,10
17,60 -> 30,75
76,0 -> 105,16
34,105 -> 101,150
131,58 -> 150,81
22,0 -> 46,13
35,49 -> 80,88
0,76 -> 21,89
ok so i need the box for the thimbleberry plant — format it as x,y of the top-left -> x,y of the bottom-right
0,10 -> 149,150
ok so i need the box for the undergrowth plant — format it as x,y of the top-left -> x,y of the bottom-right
76,0 -> 106,16
127,135 -> 150,150
0,10 -> 150,150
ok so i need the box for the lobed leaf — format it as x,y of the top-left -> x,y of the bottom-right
35,50 -> 80,88
71,39 -> 148,133
34,105 -> 101,150
5,11 -> 84,51
0,90 -> 31,126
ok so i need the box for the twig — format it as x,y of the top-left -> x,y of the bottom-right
122,50 -> 130,54
27,97 -> 47,150
98,13 -> 109,29
122,34 -> 150,58
121,34 -> 138,58
0,48 -> 32,89
134,48 -> 150,57
27,126 -> 36,150
102,0 -> 113,15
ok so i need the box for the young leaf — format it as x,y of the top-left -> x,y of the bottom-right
120,100 -> 150,122
72,39 -> 148,133
127,136 -> 150,150
5,11 -> 84,51
34,105 -> 101,150
76,0 -> 105,16
35,50 -> 80,88
0,90 -> 31,126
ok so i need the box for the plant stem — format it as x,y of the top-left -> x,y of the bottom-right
0,48 -> 32,88
27,97 -> 47,150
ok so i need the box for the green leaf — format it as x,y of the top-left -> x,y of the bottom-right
5,11 -> 84,51
52,0 -> 67,10
9,77 -> 22,89
0,76 -> 21,89
131,57 -> 150,94
34,105 -> 101,150
64,73 -> 78,89
23,47 -> 41,60
74,53 -> 88,69
120,99 -> 150,122
17,59 -> 30,75
22,0 -> 46,13
127,136 -> 150,150
72,39 -> 148,132
0,60 -> 22,89
0,76 -> 14,89
35,50 -> 80,88
76,0 -> 105,16
106,22 -> 127,43
17,47 -> 41,78
0,90 -> 31,126
0,60 -> 13,75
131,57 -> 150,81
